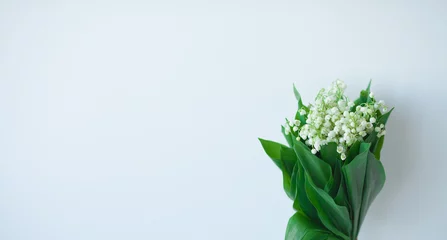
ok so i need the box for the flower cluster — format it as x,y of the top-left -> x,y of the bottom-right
284,80 -> 387,160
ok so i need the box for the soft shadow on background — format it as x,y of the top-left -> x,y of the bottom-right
358,96 -> 416,239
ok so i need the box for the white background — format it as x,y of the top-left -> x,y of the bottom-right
1,1 -> 446,239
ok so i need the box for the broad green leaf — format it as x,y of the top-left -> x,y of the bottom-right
377,107 -> 394,125
259,138 -> 294,199
359,142 -> 370,153
280,146 -> 298,200
356,151 -> 386,236
293,160 -> 320,222
285,211 -> 339,240
319,142 -> 339,170
323,175 -> 335,194
282,125 -> 294,147
342,143 -> 370,238
364,131 -> 378,148
375,109 -> 383,119
320,143 -> 342,197
302,232 -> 341,240
290,162 -> 299,203
373,136 -> 385,160
305,174 -> 352,240
281,146 -> 297,173
344,141 -> 361,165
334,173 -> 348,207
259,138 -> 288,166
293,140 -> 332,189
365,108 -> 393,157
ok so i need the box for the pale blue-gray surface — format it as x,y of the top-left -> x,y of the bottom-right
1,1 -> 446,239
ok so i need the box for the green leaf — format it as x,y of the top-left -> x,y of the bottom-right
373,136 -> 385,160
359,142 -> 370,153
319,142 -> 339,170
293,84 -> 304,109
320,143 -> 342,197
364,108 -> 393,157
295,110 -> 306,126
285,212 -> 340,240
366,79 -> 372,92
341,143 -> 370,238
282,125 -> 294,147
356,151 -> 386,236
351,81 -> 373,111
305,174 -> 352,240
377,107 -> 394,125
290,162 -> 299,203
364,131 -> 377,146
259,138 -> 288,165
259,138 -> 294,199
293,140 -> 332,189
359,90 -> 368,103
344,141 -> 361,165
334,173 -> 348,207
292,160 -> 320,222
281,146 -> 297,176
279,146 -> 298,200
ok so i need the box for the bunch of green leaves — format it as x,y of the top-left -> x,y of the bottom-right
259,82 -> 392,240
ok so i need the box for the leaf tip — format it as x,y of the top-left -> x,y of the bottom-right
366,79 -> 372,91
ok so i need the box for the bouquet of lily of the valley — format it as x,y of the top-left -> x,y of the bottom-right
259,80 -> 392,240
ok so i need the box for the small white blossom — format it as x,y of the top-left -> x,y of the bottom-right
328,131 -> 336,138
360,120 -> 367,127
290,80 -> 389,160
377,130 -> 386,137
369,92 -> 374,98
